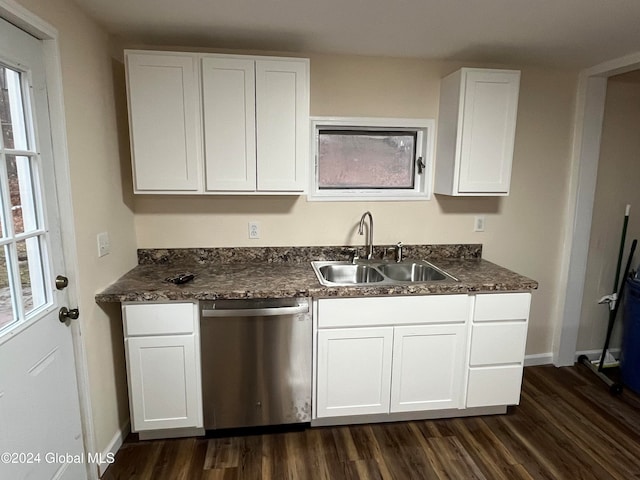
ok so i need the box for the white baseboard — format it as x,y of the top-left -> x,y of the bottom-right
98,420 -> 130,477
524,352 -> 554,366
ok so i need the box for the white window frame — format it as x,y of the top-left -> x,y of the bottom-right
308,116 -> 434,201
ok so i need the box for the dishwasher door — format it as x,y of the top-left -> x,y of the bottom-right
200,298 -> 311,429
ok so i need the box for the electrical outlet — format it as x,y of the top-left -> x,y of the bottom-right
248,221 -> 260,239
97,231 -> 111,257
474,216 -> 485,232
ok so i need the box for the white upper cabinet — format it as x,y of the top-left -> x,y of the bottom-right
255,60 -> 309,192
125,52 -> 201,193
202,57 -> 257,191
435,68 -> 520,196
125,50 -> 310,195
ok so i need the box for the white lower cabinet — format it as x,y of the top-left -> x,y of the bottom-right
316,327 -> 393,417
391,324 -> 467,412
314,292 -> 532,422
122,302 -> 203,432
466,292 -> 531,408
314,295 -> 470,419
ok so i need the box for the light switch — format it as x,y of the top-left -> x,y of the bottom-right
97,231 -> 111,257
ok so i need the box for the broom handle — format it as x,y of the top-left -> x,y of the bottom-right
614,205 -> 631,294
599,237 -> 637,371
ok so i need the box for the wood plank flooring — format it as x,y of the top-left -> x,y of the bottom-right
102,365 -> 640,479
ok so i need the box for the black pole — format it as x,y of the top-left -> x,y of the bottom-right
599,238 -> 637,372
613,205 -> 631,294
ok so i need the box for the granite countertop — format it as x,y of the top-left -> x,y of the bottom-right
95,245 -> 538,303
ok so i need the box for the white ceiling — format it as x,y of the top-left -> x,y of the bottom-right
72,0 -> 640,69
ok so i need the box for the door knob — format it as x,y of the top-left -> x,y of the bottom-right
55,275 -> 69,290
59,307 -> 80,323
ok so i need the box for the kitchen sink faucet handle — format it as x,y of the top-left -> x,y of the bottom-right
348,248 -> 360,264
395,242 -> 404,263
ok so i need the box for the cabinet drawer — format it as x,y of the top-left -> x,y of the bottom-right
123,303 -> 196,336
469,322 -> 527,366
466,365 -> 524,407
317,295 -> 470,328
474,293 -> 531,322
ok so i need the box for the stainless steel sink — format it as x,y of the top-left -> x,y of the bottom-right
311,260 -> 457,286
378,262 -> 446,282
318,264 -> 384,284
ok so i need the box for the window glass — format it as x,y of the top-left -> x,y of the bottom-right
0,246 -> 16,329
318,130 -> 416,189
0,63 -> 50,333
6,155 -> 38,234
17,237 -> 46,315
309,117 -> 434,201
0,65 -> 29,151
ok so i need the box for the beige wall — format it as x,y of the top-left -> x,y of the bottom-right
133,54 -> 578,356
14,0 -> 137,456
577,76 -> 640,352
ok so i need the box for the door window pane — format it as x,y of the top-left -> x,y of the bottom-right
0,246 -> 16,329
318,130 -> 416,189
0,65 -> 29,151
16,237 -> 46,315
6,154 -> 38,234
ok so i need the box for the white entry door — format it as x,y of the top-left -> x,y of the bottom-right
0,17 -> 86,480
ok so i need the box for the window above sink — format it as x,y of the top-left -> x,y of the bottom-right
308,117 -> 434,202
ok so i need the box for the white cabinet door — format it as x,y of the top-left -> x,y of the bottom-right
316,327 -> 393,418
435,68 -> 520,196
126,52 -> 201,193
457,70 -> 520,194
126,334 -> 202,431
202,57 -> 257,191
390,324 -> 466,412
255,59 -> 309,192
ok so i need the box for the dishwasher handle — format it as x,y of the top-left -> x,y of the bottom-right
202,304 -> 309,318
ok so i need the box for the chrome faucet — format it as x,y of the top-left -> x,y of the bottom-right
358,211 -> 374,260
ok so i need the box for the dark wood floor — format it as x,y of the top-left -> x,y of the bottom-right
102,365 -> 640,479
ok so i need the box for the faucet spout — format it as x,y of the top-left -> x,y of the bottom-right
358,211 -> 374,260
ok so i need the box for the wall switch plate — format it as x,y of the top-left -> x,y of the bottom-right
474,216 -> 485,232
97,231 -> 111,257
248,221 -> 260,239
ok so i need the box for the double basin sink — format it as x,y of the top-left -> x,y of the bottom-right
311,259 -> 458,286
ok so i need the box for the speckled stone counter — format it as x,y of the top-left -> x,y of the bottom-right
95,245 -> 537,303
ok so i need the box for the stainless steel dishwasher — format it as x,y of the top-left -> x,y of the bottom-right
199,297 -> 311,429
